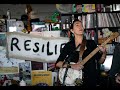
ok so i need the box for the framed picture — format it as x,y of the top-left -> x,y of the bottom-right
31,61 -> 43,70
31,22 -> 46,32
82,4 -> 96,12
0,19 -> 6,32
0,32 -> 6,48
19,61 -> 31,80
0,25 -> 6,32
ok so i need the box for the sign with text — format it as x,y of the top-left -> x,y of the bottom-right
6,32 -> 69,62
31,70 -> 52,86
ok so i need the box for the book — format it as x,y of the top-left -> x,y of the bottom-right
82,4 -> 95,13
31,70 -> 52,86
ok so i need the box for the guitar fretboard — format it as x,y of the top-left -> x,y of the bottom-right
80,47 -> 99,65
80,32 -> 119,65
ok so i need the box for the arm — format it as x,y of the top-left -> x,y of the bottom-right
55,42 -> 70,68
98,47 -> 107,64
56,61 -> 67,68
56,60 -> 84,70
88,40 -> 107,64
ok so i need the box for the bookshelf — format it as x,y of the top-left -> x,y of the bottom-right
59,4 -> 120,87
59,8 -> 120,55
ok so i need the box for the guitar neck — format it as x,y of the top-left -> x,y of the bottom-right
80,47 -> 99,65
80,32 -> 119,65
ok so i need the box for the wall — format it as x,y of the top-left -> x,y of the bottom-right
0,4 -> 57,20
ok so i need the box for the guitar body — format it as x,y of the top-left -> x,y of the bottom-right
59,63 -> 83,86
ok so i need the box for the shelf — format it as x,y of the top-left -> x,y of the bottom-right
60,11 -> 120,16
85,27 -> 97,30
97,27 -> 120,29
60,12 -> 96,16
107,54 -> 113,55
62,27 -> 101,31
85,27 -> 120,30
62,29 -> 69,31
96,11 -> 120,13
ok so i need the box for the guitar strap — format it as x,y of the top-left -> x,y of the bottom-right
79,39 -> 87,61
75,39 -> 87,86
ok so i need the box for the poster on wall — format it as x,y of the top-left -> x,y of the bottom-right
0,32 -> 6,50
0,32 -> 25,74
0,57 -> 25,74
19,61 -> 31,85
0,73 -> 19,86
31,70 -> 52,86
82,4 -> 96,12
6,32 -> 69,62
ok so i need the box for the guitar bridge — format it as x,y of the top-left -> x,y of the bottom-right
74,78 -> 83,86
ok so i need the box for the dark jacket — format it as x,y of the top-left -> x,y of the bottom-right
55,39 -> 102,87
109,43 -> 120,88
109,43 -> 120,77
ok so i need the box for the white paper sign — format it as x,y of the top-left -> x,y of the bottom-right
6,32 -> 69,62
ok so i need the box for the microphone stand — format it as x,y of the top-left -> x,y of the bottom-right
62,56 -> 71,86
62,44 -> 80,86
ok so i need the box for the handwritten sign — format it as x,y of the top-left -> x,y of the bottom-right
6,32 -> 69,62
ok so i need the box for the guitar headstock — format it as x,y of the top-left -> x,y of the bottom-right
108,32 -> 119,41
102,32 -> 119,46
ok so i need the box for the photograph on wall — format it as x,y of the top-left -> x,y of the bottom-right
19,61 -> 32,85
72,4 -> 83,13
0,73 -> 19,86
0,25 -> 6,32
0,66 -> 19,74
0,19 -> 6,32
31,22 -> 46,32
82,4 -> 95,12
0,33 -> 6,50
